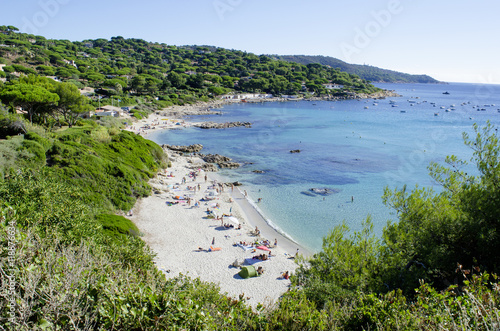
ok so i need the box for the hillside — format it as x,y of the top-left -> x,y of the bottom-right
0,27 -> 385,110
273,54 -> 440,83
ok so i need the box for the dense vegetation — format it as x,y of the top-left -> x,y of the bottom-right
1,26 -> 499,330
0,26 -> 382,112
273,55 -> 440,84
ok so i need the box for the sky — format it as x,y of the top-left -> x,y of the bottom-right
1,0 -> 499,84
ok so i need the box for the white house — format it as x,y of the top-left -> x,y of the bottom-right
323,83 -> 344,90
95,111 -> 119,117
220,93 -> 273,100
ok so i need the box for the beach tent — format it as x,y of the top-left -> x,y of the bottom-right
238,266 -> 257,279
226,216 -> 239,225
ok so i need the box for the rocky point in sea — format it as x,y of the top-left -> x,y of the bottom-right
194,121 -> 252,129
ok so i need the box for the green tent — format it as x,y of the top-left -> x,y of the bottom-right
238,266 -> 257,279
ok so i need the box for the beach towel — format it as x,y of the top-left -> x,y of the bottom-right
244,258 -> 262,265
237,244 -> 254,251
209,246 -> 221,251
257,246 -> 271,252
244,257 -> 270,265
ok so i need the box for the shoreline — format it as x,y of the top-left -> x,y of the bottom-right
124,102 -> 314,258
124,100 -> 321,306
209,171 -> 312,258
129,153 -> 303,307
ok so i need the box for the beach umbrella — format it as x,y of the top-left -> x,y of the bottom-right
257,246 -> 270,252
226,216 -> 239,225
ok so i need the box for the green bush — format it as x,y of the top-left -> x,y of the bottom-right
18,139 -> 46,165
24,131 -> 51,151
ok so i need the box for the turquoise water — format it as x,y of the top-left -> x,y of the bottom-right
150,83 -> 500,252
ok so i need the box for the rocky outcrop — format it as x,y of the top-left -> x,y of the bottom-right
252,170 -> 265,174
309,188 -> 340,196
218,162 -> 240,169
188,163 -> 218,172
194,121 -> 252,129
224,181 -> 242,187
164,144 -> 203,153
202,154 -> 240,169
202,154 -> 231,163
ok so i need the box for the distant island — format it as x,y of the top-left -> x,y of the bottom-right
272,55 -> 441,84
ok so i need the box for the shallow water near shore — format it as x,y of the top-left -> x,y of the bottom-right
150,83 -> 500,252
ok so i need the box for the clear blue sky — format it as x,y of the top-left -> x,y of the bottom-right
1,0 -> 499,83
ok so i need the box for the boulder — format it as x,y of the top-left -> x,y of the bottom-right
189,163 -> 218,172
309,188 -> 340,196
202,154 -> 232,163
164,144 -> 203,153
218,162 -> 240,169
202,154 -> 240,169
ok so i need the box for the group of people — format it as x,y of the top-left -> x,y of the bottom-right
252,253 -> 271,260
223,223 -> 241,230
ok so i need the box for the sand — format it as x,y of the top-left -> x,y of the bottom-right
126,106 -> 313,307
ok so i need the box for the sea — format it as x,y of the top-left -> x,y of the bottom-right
149,83 -> 500,252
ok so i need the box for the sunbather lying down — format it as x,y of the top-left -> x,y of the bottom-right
209,246 -> 221,252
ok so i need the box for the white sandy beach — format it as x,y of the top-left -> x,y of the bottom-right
126,105 -> 311,307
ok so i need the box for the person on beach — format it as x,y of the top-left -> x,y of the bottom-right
257,266 -> 264,275
212,237 -> 215,245
257,198 -> 262,203
244,190 -> 248,198
274,238 -> 278,246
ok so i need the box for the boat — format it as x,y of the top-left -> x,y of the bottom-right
434,113 -> 439,116
443,91 -> 450,95
400,110 -> 406,113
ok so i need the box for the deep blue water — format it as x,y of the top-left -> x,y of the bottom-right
150,83 -> 500,252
